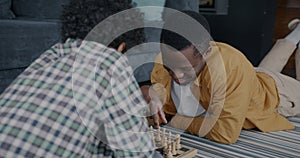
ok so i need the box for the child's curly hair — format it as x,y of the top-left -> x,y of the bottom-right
61,0 -> 144,50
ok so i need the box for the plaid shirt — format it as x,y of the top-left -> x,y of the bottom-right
0,39 -> 155,157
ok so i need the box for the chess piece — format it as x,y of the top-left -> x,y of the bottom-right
161,128 -> 166,145
162,128 -> 166,136
155,126 -> 161,142
162,128 -> 166,139
161,136 -> 165,146
166,144 -> 173,158
163,136 -> 168,148
149,126 -> 156,147
149,126 -> 154,139
149,126 -> 153,133
163,139 -> 168,156
176,134 -> 181,149
168,131 -> 172,146
172,142 -> 177,155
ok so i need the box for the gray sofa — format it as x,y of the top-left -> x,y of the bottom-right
0,0 -> 70,93
0,0 -> 202,93
0,0 -> 161,93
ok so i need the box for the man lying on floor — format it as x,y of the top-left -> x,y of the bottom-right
141,10 -> 300,144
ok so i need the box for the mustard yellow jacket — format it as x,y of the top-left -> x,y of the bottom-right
151,42 -> 295,144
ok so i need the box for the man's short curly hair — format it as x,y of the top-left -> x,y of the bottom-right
61,0 -> 145,50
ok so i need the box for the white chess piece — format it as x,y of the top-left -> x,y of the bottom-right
166,143 -> 173,158
161,128 -> 166,146
172,142 -> 177,155
149,126 -> 154,138
149,126 -> 156,147
168,131 -> 172,143
161,136 -> 165,147
176,134 -> 181,149
149,126 -> 153,133
155,126 -> 161,142
163,137 -> 168,156
163,136 -> 168,148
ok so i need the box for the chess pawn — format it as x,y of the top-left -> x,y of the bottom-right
161,136 -> 165,147
163,136 -> 167,148
149,126 -> 154,139
176,134 -> 181,149
172,142 -> 177,155
161,128 -> 165,144
149,126 -> 153,133
162,128 -> 166,137
163,139 -> 168,156
155,126 -> 161,142
161,128 -> 166,141
168,131 -> 172,145
166,144 -> 173,158
149,126 -> 156,147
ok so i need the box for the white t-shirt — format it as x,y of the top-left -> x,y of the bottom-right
171,81 -> 206,117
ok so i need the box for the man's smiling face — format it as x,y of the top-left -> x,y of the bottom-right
162,45 -> 206,85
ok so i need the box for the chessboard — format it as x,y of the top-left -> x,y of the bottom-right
150,126 -> 197,158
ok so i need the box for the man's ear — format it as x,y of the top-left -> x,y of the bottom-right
117,42 -> 126,53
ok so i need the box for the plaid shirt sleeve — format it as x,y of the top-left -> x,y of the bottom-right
0,40 -> 156,158
103,55 -> 155,157
72,41 -> 156,157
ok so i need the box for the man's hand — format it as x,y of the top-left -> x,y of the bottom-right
140,85 -> 167,128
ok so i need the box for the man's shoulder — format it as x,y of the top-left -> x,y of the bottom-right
213,42 -> 244,57
212,42 -> 252,67
82,40 -> 123,60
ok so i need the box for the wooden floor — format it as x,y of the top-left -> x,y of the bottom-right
275,0 -> 300,78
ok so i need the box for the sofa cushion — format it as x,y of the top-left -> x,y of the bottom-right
0,0 -> 15,19
12,0 -> 70,19
0,19 -> 62,70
